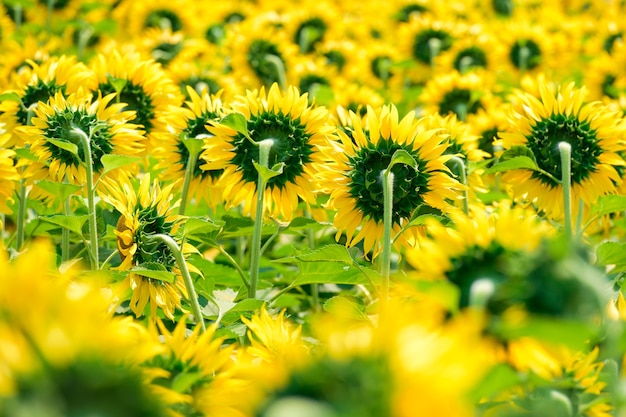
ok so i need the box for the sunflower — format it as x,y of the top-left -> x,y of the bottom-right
98,172 -> 191,320
21,89 -> 145,185
144,317 -> 234,417
433,25 -> 500,75
319,103 -> 463,258
0,54 -> 95,149
0,36 -> 58,90
89,48 -> 183,152
111,0 -> 203,37
0,133 -> 19,214
419,69 -> 496,123
496,81 -> 626,220
202,83 -> 334,220
133,27 -> 211,69
281,1 -> 342,55
153,86 -> 226,208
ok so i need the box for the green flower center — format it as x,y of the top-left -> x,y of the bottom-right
225,12 -> 245,24
478,127 -> 498,156
99,80 -> 155,133
17,81 -> 65,126
603,32 -> 623,54
206,23 -> 226,45
509,39 -> 541,71
438,88 -> 483,121
247,39 -> 286,88
295,17 -> 327,54
602,74 -> 618,99
133,206 -> 176,269
231,111 -> 313,189
42,108 -> 114,173
299,74 -> 329,99
370,56 -> 393,81
38,0 -> 70,10
526,113 -> 602,187
152,41 -> 183,66
348,138 -> 430,224
324,50 -> 346,71
413,29 -> 454,64
177,113 -> 223,181
492,0 -> 514,16
453,46 -> 488,73
394,4 -> 428,22
145,9 -> 183,32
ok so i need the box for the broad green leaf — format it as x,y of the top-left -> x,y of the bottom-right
0,92 -> 22,103
292,261 -> 380,287
47,138 -> 79,156
40,214 -> 89,236
323,295 -> 369,321
130,263 -> 176,283
36,180 -> 83,201
411,279 -> 460,313
403,214 -> 446,229
100,154 -> 140,176
253,161 -> 284,183
14,147 -> 39,162
469,364 -> 522,402
500,145 -> 537,161
485,156 -> 539,174
220,214 -> 276,238
172,372 -> 203,393
311,84 -> 334,106
182,217 -> 223,239
220,113 -> 249,137
273,244 -> 354,264
181,135 -> 207,156
108,76 -> 127,94
590,195 -> 626,217
596,242 -> 626,271
388,149 -> 418,171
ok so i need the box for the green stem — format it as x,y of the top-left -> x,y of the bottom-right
71,127 -> 98,269
62,195 -> 70,262
428,37 -> 442,68
518,44 -> 530,72
179,149 -> 197,216
380,170 -> 394,303
306,209 -> 319,311
248,139 -> 273,299
215,245 -> 249,290
448,156 -> 469,215
575,199 -> 584,238
99,249 -> 119,271
149,234 -> 206,333
264,54 -> 287,90
558,142 -> 572,240
13,4 -> 22,29
46,0 -> 54,37
15,179 -> 27,251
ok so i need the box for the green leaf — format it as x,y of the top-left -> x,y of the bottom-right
411,279 -> 460,313
100,154 -> 140,176
182,217 -> 223,239
40,214 -> 89,236
220,214 -> 276,238
590,195 -> 626,217
485,156 -> 539,174
108,76 -> 127,94
14,147 -> 39,162
388,149 -> 418,171
0,92 -> 22,103
274,244 -> 354,264
469,364 -> 522,402
130,263 -> 176,283
323,295 -> 369,321
404,214 -> 446,229
36,180 -> 83,201
47,138 -> 79,157
171,371 -> 203,393
292,261 -> 380,287
220,113 -> 249,137
501,145 -> 537,161
181,135 -> 207,156
596,241 -> 626,271
253,161 -> 284,183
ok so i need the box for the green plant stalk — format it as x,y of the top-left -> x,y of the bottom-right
558,142 -> 573,240
264,54 -> 287,90
248,139 -> 273,299
518,44 -> 530,72
15,179 -> 27,251
13,4 -> 22,29
62,195 -> 71,262
178,150 -> 197,215
46,0 -> 54,37
380,170 -> 394,303
305,208 -> 319,311
71,127 -> 98,269
448,156 -> 469,215
149,234 -> 206,333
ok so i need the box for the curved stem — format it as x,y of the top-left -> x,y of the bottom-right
179,149 -> 197,216
448,156 -> 469,215
248,139 -> 273,299
264,54 -> 287,90
62,195 -> 71,262
149,234 -> 206,333
558,142 -> 572,241
305,209 -> 319,311
380,170 -> 394,303
99,249 -> 119,271
71,127 -> 98,269
215,245 -> 249,290
15,179 -> 27,251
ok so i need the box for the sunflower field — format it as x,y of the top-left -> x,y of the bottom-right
3,0 -> 626,416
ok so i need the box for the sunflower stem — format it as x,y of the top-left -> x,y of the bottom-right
179,148 -> 198,216
15,179 -> 28,252
61,194 -> 71,262
46,0 -> 54,38
13,4 -> 22,29
149,233 -> 206,333
428,37 -> 442,68
71,127 -> 98,269
305,208 -> 320,311
518,44 -> 530,72
380,169 -> 394,304
558,142 -> 573,241
448,156 -> 469,215
264,54 -> 287,90
249,139 -> 274,299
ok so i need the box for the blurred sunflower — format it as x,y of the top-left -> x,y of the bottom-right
319,104 -> 463,257
0,54 -> 95,149
98,172 -> 192,320
111,0 -> 202,37
166,59 -> 236,100
0,132 -> 19,215
202,83 -> 333,220
134,27 -> 211,69
144,318 -> 234,417
0,36 -> 56,90
154,86 -> 226,209
0,240 -> 169,416
89,49 -> 183,152
22,89 -> 145,185
282,2 -> 341,55
433,24 -> 499,75
497,81 -> 626,220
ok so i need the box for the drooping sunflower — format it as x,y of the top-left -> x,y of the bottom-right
497,81 -> 626,220
98,172 -> 191,320
21,89 -> 145,185
153,86 -> 226,208
202,83 -> 334,220
319,103 -> 463,257
89,48 -> 183,151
